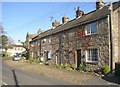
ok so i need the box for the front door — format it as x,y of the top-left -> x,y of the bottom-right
77,49 -> 81,68
56,53 -> 58,64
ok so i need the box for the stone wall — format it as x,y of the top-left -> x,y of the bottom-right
30,40 -> 41,59
39,18 -> 110,70
118,6 -> 120,63
41,34 -> 59,64
112,8 -> 119,68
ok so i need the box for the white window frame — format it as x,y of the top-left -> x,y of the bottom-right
85,22 -> 97,35
48,50 -> 52,59
86,48 -> 98,63
49,38 -> 52,43
42,39 -> 46,44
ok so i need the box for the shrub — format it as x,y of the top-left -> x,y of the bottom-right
19,57 -> 24,61
79,64 -> 83,71
85,64 -> 93,72
65,63 -> 70,70
79,64 -> 86,71
72,64 -> 76,70
103,65 -> 110,75
60,63 -> 64,69
34,59 -> 41,63
28,57 -> 34,63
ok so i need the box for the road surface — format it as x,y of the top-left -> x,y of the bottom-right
2,58 -> 74,85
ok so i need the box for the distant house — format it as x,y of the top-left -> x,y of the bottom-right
29,1 -> 120,70
6,40 -> 26,56
0,46 -> 2,55
0,46 -> 5,56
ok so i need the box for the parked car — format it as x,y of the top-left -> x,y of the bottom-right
13,55 -> 20,61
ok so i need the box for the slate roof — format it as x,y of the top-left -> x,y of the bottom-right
31,1 -> 120,42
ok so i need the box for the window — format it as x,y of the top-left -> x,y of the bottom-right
86,48 -> 98,62
86,22 -> 97,35
48,50 -> 52,59
38,51 -> 40,56
14,47 -> 16,50
10,47 -> 13,49
49,38 -> 52,43
18,47 -> 20,50
42,39 -> 46,44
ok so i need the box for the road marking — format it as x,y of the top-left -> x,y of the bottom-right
3,82 -> 8,85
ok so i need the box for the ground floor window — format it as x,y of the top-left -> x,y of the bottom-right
86,48 -> 98,62
48,50 -> 52,59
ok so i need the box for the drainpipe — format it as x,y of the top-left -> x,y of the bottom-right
109,0 -> 113,73
58,33 -> 62,64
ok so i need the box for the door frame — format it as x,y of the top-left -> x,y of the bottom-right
76,49 -> 81,68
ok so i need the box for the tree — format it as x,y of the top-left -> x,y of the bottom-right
1,35 -> 8,51
0,25 -> 6,35
0,24 -> 14,56
7,36 -> 14,45
0,35 -> 15,56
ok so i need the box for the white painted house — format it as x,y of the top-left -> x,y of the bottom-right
6,40 -> 26,56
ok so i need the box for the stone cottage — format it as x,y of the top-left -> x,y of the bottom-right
29,1 -> 120,70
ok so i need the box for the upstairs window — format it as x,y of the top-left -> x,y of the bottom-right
42,39 -> 46,44
86,22 -> 97,35
86,48 -> 98,62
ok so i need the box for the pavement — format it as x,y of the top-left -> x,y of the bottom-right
82,71 -> 120,85
82,75 -> 119,85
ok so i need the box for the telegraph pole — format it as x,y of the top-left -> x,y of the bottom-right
109,0 -> 113,73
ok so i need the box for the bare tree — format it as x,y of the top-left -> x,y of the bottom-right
0,25 -> 6,35
7,36 -> 14,45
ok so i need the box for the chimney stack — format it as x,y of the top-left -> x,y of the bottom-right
52,20 -> 60,28
96,0 -> 105,10
37,29 -> 42,35
62,16 -> 69,24
18,40 -> 21,43
76,7 -> 84,18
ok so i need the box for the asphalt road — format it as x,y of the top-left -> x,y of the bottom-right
2,58 -> 74,85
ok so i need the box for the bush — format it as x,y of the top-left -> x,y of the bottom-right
65,63 -> 70,70
28,57 -> 34,63
79,64 -> 86,71
79,64 -> 83,71
19,57 -> 24,61
60,63 -> 64,69
103,65 -> 110,75
34,59 -> 41,63
55,64 -> 64,69
72,64 -> 76,70
85,64 -> 93,72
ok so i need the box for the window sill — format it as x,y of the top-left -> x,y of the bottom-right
85,33 -> 97,36
86,61 -> 98,64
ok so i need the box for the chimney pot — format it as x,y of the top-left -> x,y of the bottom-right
96,0 -> 105,10
37,29 -> 42,35
76,7 -> 84,18
52,20 -> 60,28
62,16 -> 69,24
